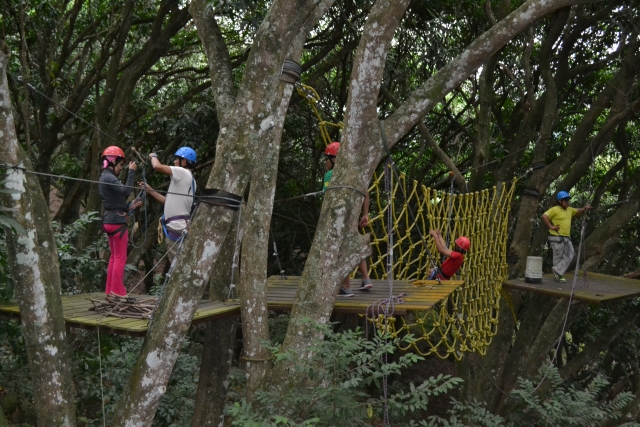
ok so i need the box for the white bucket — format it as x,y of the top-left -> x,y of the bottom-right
525,256 -> 543,284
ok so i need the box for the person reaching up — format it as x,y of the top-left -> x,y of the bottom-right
427,229 -> 470,280
140,147 -> 197,262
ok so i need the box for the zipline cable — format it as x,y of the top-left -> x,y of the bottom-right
0,163 -> 245,207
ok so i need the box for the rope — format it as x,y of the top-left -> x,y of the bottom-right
530,216 -> 587,395
0,163 -> 246,206
270,231 -> 287,280
295,82 -> 343,147
363,172 -> 518,359
227,204 -> 243,301
363,159 -> 398,427
129,164 -> 148,249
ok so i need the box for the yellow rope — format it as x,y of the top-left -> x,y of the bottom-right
363,173 -> 517,360
296,83 -> 343,147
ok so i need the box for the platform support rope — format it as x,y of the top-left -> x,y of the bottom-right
227,204 -> 244,301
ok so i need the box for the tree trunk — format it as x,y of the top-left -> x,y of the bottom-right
110,1 -> 331,424
457,289 -> 523,408
271,0 -> 412,388
239,1 -> 335,400
0,42 -> 77,427
191,193 -> 240,426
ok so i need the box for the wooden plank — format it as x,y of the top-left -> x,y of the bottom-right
1,276 -> 466,335
503,271 -> 640,303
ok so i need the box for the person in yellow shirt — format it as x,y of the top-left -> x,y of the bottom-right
541,191 -> 592,282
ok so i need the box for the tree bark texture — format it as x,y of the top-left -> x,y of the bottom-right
110,1 -> 331,425
273,0 -> 412,386
0,43 -> 77,427
238,1 -> 335,400
469,0 -> 514,192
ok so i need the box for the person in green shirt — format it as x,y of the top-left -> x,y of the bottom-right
541,191 -> 592,282
323,142 -> 372,297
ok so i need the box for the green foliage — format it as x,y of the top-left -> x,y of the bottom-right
420,398 -> 507,427
226,321 -> 462,426
72,332 -> 201,426
509,367 -> 639,427
53,212 -> 107,293
424,366 -> 640,427
0,319 -> 36,424
267,313 -> 290,346
51,153 -> 82,178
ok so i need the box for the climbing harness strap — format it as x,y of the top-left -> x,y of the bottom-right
427,268 -> 450,280
161,214 -> 192,241
101,223 -> 127,239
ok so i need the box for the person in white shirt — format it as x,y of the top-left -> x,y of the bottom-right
141,147 -> 197,261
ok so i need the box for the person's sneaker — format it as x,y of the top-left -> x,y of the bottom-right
359,279 -> 373,291
557,275 -> 566,283
552,269 -> 562,282
338,287 -> 354,297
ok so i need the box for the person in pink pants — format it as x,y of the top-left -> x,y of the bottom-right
98,146 -> 138,296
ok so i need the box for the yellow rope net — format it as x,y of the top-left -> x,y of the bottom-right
362,172 -> 518,359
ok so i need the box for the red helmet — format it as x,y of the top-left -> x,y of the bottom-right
324,142 -> 340,157
455,236 -> 470,251
102,146 -> 125,158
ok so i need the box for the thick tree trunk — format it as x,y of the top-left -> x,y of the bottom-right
110,1 -> 330,425
0,42 -> 77,427
191,215 -> 241,426
469,53 -> 499,191
239,82 -> 296,399
272,0 -> 412,388
239,1 -> 335,399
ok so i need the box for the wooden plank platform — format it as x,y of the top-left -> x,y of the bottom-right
0,277 -> 464,336
503,271 -> 640,304
0,292 -> 241,337
266,276 -> 464,314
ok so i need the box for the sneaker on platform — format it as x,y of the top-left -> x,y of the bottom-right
359,279 -> 373,291
338,287 -> 354,297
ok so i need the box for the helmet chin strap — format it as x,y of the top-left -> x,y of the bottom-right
103,156 -> 122,170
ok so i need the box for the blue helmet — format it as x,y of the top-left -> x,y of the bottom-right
557,191 -> 571,201
175,147 -> 197,163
